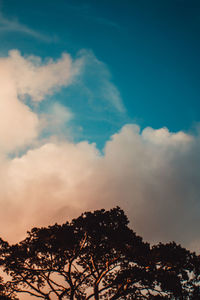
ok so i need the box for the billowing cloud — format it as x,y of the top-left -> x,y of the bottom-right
0,49 -> 199,254
0,50 -> 79,152
0,125 -> 199,253
10,50 -> 78,101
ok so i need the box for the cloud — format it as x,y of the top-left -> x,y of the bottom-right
0,124 -> 199,253
10,50 -> 79,101
142,126 -> 193,146
41,102 -> 74,137
0,49 -> 199,255
0,48 -> 124,153
64,3 -> 121,30
101,125 -> 200,249
0,12 -> 53,42
0,50 -> 80,152
92,17 -> 121,30
77,50 -> 125,113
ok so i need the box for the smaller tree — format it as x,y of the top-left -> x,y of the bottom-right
151,242 -> 196,298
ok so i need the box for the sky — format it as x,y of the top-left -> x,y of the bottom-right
0,0 -> 200,252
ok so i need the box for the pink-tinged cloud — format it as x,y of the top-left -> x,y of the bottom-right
0,125 -> 199,253
0,50 -> 199,255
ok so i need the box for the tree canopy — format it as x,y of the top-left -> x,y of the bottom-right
0,207 -> 199,299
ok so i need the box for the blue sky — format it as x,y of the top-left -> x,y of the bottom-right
1,0 -> 200,251
1,0 -> 200,148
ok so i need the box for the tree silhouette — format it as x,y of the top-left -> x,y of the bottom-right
0,207 -> 199,299
0,274 -> 16,299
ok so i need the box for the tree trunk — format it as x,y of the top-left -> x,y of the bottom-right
70,289 -> 74,300
94,284 -> 99,300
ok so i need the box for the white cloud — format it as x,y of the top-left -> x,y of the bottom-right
10,50 -> 78,101
0,50 -> 80,152
142,126 -> 193,146
0,57 -> 39,152
0,125 -> 199,253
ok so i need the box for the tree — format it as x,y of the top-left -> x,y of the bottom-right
0,274 -> 17,299
150,242 -> 199,299
0,207 -> 199,299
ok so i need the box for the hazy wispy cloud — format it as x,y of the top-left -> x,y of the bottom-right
65,3 -> 121,30
92,17 -> 121,30
41,102 -> 74,138
0,12 -> 53,42
77,50 -> 125,113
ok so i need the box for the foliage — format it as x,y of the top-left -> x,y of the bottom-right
0,207 -> 199,299
0,273 -> 17,299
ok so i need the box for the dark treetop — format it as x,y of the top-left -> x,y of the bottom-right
0,207 -> 199,299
